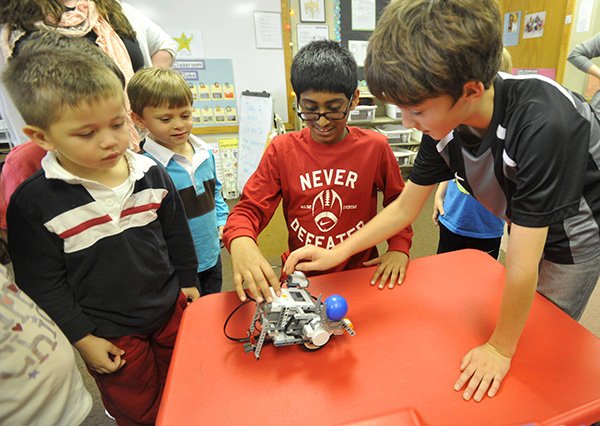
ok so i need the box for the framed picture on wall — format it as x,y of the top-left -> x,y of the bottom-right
300,0 -> 326,23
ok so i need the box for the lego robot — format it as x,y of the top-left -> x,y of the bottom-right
244,271 -> 355,359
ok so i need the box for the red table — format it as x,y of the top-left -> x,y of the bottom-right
157,249 -> 600,425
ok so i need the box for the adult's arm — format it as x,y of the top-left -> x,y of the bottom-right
120,2 -> 177,67
568,33 -> 600,79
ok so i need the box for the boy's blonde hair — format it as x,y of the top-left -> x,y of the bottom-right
500,48 -> 513,73
365,0 -> 503,106
2,48 -> 124,130
127,67 -> 193,116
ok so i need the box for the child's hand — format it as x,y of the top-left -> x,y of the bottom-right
73,334 -> 126,374
432,199 -> 445,226
432,181 -> 448,226
230,237 -> 280,303
218,226 -> 224,240
283,245 -> 341,275
363,250 -> 409,289
182,286 -> 200,303
453,342 -> 511,402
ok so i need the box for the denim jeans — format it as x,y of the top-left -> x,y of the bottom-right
537,254 -> 600,320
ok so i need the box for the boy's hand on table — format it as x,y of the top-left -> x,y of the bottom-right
363,250 -> 409,289
182,287 -> 200,303
74,334 -> 126,374
453,342 -> 511,402
230,237 -> 280,303
283,245 -> 341,275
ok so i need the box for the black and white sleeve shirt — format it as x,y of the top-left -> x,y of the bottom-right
410,72 -> 600,264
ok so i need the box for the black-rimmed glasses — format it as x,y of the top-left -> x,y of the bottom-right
296,95 -> 354,122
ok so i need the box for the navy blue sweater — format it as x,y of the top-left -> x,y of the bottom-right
7,154 -> 198,343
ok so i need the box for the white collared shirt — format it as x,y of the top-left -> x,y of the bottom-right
41,150 -> 155,219
143,134 -> 212,190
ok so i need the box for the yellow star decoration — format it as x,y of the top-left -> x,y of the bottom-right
174,32 -> 193,52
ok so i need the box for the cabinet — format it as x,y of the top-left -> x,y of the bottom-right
348,92 -> 421,170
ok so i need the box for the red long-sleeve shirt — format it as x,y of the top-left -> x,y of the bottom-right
223,126 -> 413,274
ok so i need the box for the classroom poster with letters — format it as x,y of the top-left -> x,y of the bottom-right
254,11 -> 283,49
297,24 -> 329,50
351,0 -> 376,31
173,59 -> 238,128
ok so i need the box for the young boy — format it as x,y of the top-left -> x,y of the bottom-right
0,31 -> 127,239
285,0 -> 600,404
127,67 -> 230,295
223,40 -> 413,303
3,49 -> 200,425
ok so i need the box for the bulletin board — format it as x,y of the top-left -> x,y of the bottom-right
339,0 -> 390,80
124,0 -> 294,133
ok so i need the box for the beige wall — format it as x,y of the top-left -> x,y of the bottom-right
562,0 -> 600,96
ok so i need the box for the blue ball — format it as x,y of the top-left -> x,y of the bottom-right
325,295 -> 348,321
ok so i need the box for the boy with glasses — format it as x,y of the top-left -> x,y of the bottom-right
223,40 -> 413,303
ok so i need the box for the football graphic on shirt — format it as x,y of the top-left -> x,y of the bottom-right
312,189 -> 343,232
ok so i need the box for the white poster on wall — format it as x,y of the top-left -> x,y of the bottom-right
576,0 -> 594,33
351,0 -> 376,31
348,40 -> 368,67
254,11 -> 283,49
297,24 -> 329,50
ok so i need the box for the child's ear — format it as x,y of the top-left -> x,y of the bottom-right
347,88 -> 361,111
130,111 -> 146,128
462,81 -> 485,100
22,125 -> 55,151
351,88 -> 361,107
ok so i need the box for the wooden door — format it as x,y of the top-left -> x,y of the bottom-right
499,0 -> 576,83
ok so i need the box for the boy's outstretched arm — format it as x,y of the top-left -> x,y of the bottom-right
365,147 -> 414,289
222,142 -> 284,302
230,236 -> 280,303
284,181 -> 434,274
74,334 -> 126,374
454,224 -> 548,402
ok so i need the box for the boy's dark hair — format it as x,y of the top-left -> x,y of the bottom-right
365,0 -> 503,106
291,40 -> 357,100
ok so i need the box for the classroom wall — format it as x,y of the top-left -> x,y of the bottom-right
125,0 -> 291,125
562,0 -> 600,96
289,0 -> 337,56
